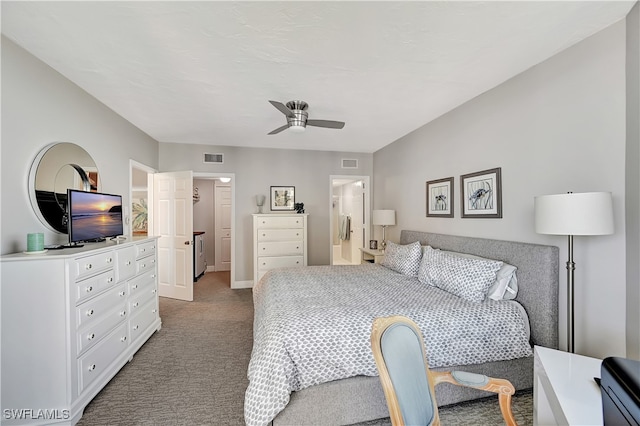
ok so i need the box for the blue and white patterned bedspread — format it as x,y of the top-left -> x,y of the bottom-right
244,264 -> 532,426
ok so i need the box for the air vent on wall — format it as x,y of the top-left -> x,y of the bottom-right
341,159 -> 358,169
204,153 -> 224,164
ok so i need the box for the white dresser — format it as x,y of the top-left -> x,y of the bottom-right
253,214 -> 308,284
1,237 -> 161,425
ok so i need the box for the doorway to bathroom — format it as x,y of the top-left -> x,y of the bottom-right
329,175 -> 370,265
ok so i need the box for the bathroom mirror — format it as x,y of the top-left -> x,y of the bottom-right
28,142 -> 100,233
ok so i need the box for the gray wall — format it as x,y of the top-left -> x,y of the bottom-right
373,20 -> 629,359
1,37 -> 160,254
159,143 -> 373,283
626,3 -> 640,360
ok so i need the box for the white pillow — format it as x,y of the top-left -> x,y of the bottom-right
439,250 -> 518,301
380,241 -> 422,276
419,246 -> 503,303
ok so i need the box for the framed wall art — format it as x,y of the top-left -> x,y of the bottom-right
426,177 -> 454,217
270,186 -> 295,211
460,167 -> 502,218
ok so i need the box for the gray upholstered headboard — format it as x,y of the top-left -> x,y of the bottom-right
400,230 -> 559,349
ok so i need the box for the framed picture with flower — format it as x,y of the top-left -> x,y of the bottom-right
426,177 -> 454,217
460,167 -> 502,218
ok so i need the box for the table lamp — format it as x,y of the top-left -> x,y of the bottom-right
534,191 -> 614,353
373,209 -> 396,251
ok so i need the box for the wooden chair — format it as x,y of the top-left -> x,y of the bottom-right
370,315 -> 517,426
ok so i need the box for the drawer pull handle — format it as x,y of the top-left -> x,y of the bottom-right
133,302 -> 139,308
141,263 -> 146,268
152,259 -> 156,263
126,261 -> 131,266
296,246 -> 299,249
86,286 -> 93,293
85,264 -> 92,270
262,262 -> 266,266
88,364 -> 96,372
132,284 -> 138,289
107,277 -> 113,283
296,261 -> 300,264
133,325 -> 139,331
119,291 -> 126,297
120,310 -> 127,317
152,309 -> 157,314
141,248 -> 145,253
262,233 -> 266,237
88,333 -> 95,340
107,257 -> 113,263
152,289 -> 157,294
86,309 -> 94,316
121,336 -> 127,342
151,274 -> 156,278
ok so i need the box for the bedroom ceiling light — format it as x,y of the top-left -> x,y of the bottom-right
534,191 -> 614,353
373,209 -> 396,252
219,177 -> 231,183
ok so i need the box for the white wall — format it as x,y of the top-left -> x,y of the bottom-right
159,143 -> 373,283
1,37 -> 160,255
373,21 -> 628,359
625,3 -> 640,360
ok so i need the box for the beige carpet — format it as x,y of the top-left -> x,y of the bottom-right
77,271 -> 533,425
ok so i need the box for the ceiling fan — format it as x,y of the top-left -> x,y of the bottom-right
268,100 -> 345,135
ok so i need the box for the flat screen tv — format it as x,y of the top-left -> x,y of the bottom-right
67,189 -> 123,244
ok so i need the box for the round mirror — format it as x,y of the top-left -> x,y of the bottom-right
28,142 -> 100,233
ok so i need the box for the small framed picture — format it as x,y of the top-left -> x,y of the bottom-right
270,186 -> 295,211
426,177 -> 454,217
460,167 -> 502,218
369,240 -> 378,250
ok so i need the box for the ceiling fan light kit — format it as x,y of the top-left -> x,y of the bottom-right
268,100 -> 345,135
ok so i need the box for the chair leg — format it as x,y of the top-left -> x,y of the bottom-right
498,393 -> 517,426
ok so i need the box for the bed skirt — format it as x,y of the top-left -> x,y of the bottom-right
272,355 -> 533,425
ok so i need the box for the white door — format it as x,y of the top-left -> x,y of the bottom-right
215,183 -> 231,271
152,171 -> 194,301
351,182 -> 365,262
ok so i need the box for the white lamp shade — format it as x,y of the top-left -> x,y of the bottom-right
373,209 -> 396,226
534,192 -> 614,235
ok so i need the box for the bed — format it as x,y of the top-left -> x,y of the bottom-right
245,230 -> 559,426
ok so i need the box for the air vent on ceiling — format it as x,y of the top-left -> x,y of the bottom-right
341,158 -> 358,169
204,153 -> 224,164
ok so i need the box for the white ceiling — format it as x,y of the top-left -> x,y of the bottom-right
2,1 -> 635,153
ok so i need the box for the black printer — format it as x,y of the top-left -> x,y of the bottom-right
601,357 -> 640,425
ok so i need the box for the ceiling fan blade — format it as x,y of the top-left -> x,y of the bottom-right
306,119 -> 345,129
269,100 -> 295,118
268,124 -> 289,135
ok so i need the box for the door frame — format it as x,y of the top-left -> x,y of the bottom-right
129,159 -> 156,238
329,175 -> 371,265
193,172 -> 237,289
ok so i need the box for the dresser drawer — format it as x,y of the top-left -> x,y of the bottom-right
256,215 -> 305,229
129,299 -> 158,343
76,284 -> 128,329
78,322 -> 129,393
258,241 -> 304,256
129,270 -> 156,295
135,240 -> 156,259
69,250 -> 115,281
74,269 -> 115,305
136,255 -> 156,275
116,246 -> 136,282
129,285 -> 157,315
257,255 -> 304,271
257,228 -> 304,242
76,303 -> 128,356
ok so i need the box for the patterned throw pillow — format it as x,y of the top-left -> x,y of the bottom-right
419,246 -> 503,302
380,241 -> 422,276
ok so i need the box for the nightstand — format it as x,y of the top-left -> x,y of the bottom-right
360,247 -> 385,264
533,345 -> 603,425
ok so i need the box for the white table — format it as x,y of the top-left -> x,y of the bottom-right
533,345 -> 603,425
359,247 -> 385,264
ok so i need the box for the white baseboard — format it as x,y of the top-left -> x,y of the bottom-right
231,280 -> 253,289
206,265 -> 216,272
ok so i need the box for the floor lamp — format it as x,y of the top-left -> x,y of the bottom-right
372,209 -> 396,252
534,191 -> 614,353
